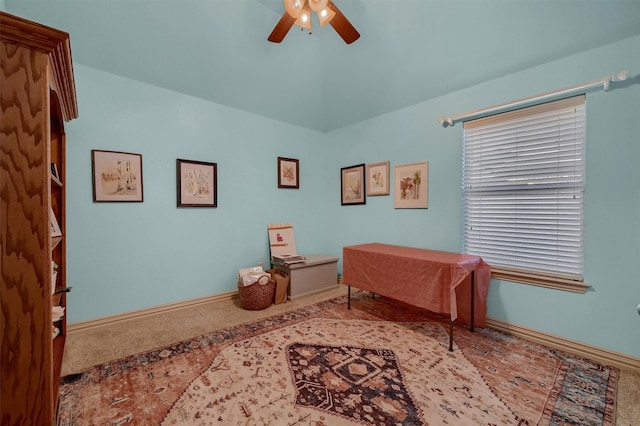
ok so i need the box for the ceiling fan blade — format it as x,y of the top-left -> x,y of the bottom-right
328,1 -> 360,44
268,11 -> 296,43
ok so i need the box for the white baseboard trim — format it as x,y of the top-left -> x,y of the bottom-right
67,293 -> 639,373
486,317 -> 640,373
67,291 -> 238,334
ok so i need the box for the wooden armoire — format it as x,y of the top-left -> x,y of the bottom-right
1,11 -> 78,424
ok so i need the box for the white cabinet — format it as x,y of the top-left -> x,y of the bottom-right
275,255 -> 339,299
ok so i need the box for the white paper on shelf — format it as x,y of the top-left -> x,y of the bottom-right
52,305 -> 65,322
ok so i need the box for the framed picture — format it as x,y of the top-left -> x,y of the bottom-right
341,163 -> 366,205
50,207 -> 62,237
394,161 -> 428,209
177,159 -> 217,207
50,162 -> 62,186
50,162 -> 59,180
92,150 -> 143,202
366,161 -> 390,196
277,157 -> 299,189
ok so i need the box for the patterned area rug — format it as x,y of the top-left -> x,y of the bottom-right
57,293 -> 617,425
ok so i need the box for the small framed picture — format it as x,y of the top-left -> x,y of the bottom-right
50,207 -> 62,237
92,150 -> 144,202
341,163 -> 366,205
177,159 -> 217,207
50,162 -> 59,180
278,157 -> 299,189
366,161 -> 390,196
394,161 -> 428,209
50,162 -> 62,186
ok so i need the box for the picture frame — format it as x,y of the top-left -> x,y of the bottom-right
50,162 -> 62,186
50,207 -> 62,237
277,157 -> 299,189
50,162 -> 59,180
366,161 -> 390,196
92,150 -> 144,202
177,159 -> 217,207
341,163 -> 366,205
394,161 -> 428,208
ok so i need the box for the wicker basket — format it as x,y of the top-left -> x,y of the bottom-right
238,275 -> 276,310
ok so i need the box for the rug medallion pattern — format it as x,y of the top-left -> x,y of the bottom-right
57,294 -> 618,426
162,319 -> 516,425
287,343 -> 420,424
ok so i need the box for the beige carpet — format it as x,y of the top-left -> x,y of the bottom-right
62,287 -> 351,376
62,285 -> 639,425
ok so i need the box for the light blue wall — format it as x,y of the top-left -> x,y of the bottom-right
323,36 -> 640,358
64,36 -> 639,359
65,65 -> 330,321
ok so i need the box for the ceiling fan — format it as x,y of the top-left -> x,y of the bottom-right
268,0 -> 360,44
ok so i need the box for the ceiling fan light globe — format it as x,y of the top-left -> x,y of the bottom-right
294,6 -> 312,30
317,7 -> 336,26
285,0 -> 307,18
308,0 -> 329,12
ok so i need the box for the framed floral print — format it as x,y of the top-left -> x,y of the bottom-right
366,161 -> 390,196
394,161 -> 428,208
277,157 -> 299,189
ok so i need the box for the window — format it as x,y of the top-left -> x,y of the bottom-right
462,96 -> 588,292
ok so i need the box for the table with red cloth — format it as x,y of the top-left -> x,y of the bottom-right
342,243 -> 491,351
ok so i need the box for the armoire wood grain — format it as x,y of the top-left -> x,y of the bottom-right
1,11 -> 78,424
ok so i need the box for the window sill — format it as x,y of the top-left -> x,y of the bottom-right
490,267 -> 590,293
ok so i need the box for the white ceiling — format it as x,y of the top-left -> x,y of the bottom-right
5,0 -> 640,132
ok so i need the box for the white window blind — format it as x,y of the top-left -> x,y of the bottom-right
462,96 -> 585,281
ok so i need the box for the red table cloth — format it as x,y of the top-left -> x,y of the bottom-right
343,243 -> 491,327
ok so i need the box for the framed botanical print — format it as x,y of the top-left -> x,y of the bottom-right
341,163 -> 366,205
278,157 -> 299,189
394,161 -> 428,208
366,161 -> 390,196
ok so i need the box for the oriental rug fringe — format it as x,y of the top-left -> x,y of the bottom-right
57,293 -> 617,425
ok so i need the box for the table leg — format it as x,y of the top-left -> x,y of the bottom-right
470,270 -> 475,332
348,285 -> 351,309
449,320 -> 454,352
